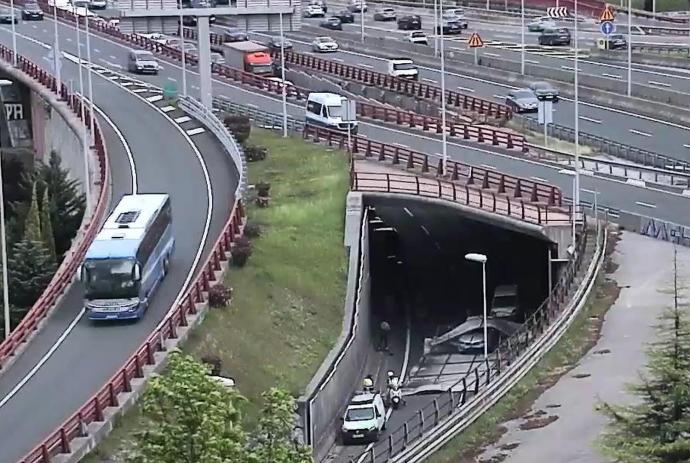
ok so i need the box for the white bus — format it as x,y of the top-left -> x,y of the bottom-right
80,194 -> 174,321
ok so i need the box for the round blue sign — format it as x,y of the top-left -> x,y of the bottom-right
600,21 -> 615,36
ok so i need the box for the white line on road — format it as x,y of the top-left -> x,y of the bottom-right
561,65 -> 574,71
186,127 -> 206,135
246,103 -> 258,108
146,94 -> 163,103
359,63 -> 373,68
629,128 -> 652,137
392,142 -> 408,148
579,116 -> 602,124
483,52 -> 500,57
492,94 -> 505,99
456,85 -> 474,92
684,144 -> 690,149
420,225 -> 431,236
422,77 -> 437,83
175,115 -> 192,123
109,55 -> 117,60
480,163 -> 496,169
635,201 -> 656,208
403,207 -> 414,218
531,176 -> 548,182
525,59 -> 540,64
601,72 -> 622,79
167,76 -> 176,82
160,105 -> 176,112
331,57 -> 343,62
648,80 -> 671,87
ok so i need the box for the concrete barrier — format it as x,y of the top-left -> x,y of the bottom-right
616,212 -> 690,247
298,193 -> 374,461
588,48 -> 690,70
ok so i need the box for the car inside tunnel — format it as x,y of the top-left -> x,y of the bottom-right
366,196 -> 556,391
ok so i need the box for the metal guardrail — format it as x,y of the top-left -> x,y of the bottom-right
179,96 -> 247,197
630,43 -> 690,55
9,46 -> 249,463
0,46 -> 109,370
350,219 -> 601,463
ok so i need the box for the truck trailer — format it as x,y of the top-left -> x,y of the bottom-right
221,41 -> 275,76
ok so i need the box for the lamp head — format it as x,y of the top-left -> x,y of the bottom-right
465,253 -> 487,264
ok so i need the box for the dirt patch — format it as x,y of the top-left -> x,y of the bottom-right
519,415 -> 559,431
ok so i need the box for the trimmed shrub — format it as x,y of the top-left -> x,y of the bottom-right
244,144 -> 268,162
231,236 -> 253,268
244,221 -> 262,239
208,283 -> 234,308
223,114 -> 251,144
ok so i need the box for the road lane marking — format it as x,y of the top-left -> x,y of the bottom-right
186,127 -> 205,135
109,54 -> 117,60
648,80 -> 671,87
561,65 -> 574,70
160,105 -> 175,112
175,115 -> 192,123
481,163 -> 496,169
601,72 -> 621,79
531,176 -> 548,182
635,201 -> 656,208
422,77 -> 437,83
420,225 -> 431,236
359,63 -> 373,68
629,128 -> 652,137
456,85 -> 474,92
525,59 -> 540,64
684,144 -> 690,148
403,207 -> 413,217
579,116 -> 602,124
146,94 -> 163,103
483,52 -> 500,57
332,57 -> 343,62
93,48 -> 100,53
167,76 -> 177,82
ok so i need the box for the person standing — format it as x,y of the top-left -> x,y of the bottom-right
378,320 -> 391,351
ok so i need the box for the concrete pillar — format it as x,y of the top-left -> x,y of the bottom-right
197,16 -> 212,108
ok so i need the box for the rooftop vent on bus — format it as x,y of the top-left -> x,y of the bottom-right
115,210 -> 140,228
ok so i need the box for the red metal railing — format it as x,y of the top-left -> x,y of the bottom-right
0,42 -> 246,463
302,125 -> 563,207
0,46 -> 109,370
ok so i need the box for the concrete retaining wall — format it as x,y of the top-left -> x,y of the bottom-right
616,212 -> 690,248
298,192 -> 375,462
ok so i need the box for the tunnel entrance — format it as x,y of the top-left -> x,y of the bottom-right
367,197 -> 556,393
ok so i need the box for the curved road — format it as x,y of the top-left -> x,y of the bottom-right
0,24 -> 238,463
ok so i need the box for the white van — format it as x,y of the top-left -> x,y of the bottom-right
305,92 -> 358,134
341,391 -> 386,444
387,58 -> 418,80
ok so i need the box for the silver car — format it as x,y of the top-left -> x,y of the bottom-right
529,81 -> 559,101
373,7 -> 396,21
506,89 -> 539,113
312,36 -> 339,52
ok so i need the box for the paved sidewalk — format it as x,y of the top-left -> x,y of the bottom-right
477,232 -> 690,463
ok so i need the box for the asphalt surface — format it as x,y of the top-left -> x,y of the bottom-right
0,22 -> 238,463
478,232 -> 690,463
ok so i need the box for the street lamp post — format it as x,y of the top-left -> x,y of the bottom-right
279,12 -> 287,138
85,15 -> 95,145
627,0 -> 632,96
0,127 -> 9,339
465,253 -> 488,361
53,0 -> 61,92
434,0 -> 438,55
520,0 -> 525,74
439,1 -> 448,174
74,13 -> 91,212
360,5 -> 365,42
573,0 -> 581,241
179,9 -> 187,96
10,0 -> 17,66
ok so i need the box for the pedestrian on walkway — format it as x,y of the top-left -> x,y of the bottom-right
378,320 -> 391,352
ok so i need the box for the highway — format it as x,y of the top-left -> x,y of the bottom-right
5,18 -> 684,224
0,23 -> 239,463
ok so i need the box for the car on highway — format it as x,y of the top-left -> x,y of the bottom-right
137,33 -> 169,45
387,58 -> 418,80
604,33 -> 627,50
127,50 -> 160,74
210,52 -> 225,65
436,20 -> 463,35
312,36 -> 339,52
303,3 -> 325,17
265,77 -> 294,88
181,13 -> 216,26
539,27 -> 571,46
320,16 -> 343,30
405,30 -> 428,45
89,0 -> 107,9
340,391 -> 387,444
21,2 -> 44,20
527,16 -> 556,32
267,36 -> 293,51
216,27 -> 248,42
309,0 -> 327,12
305,92 -> 358,133
397,14 -> 421,30
529,81 -> 559,101
348,0 -> 367,12
442,11 -> 467,28
373,7 -> 396,21
505,88 -> 538,112
333,9 -> 354,22
0,8 -> 19,23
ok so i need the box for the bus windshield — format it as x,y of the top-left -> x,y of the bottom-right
83,258 -> 138,299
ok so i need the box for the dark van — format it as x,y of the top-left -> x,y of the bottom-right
397,14 -> 421,30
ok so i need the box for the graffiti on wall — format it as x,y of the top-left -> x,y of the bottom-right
641,217 -> 690,247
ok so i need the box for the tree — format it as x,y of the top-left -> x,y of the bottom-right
598,248 -> 690,463
24,183 -> 41,244
37,150 -> 85,258
7,238 -> 56,313
247,388 -> 313,463
127,350 -> 248,463
40,187 -> 56,262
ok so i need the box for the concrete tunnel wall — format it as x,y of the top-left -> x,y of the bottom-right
298,192 -> 375,462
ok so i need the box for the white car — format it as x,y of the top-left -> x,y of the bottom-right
312,36 -> 338,52
89,0 -> 107,9
266,77 -> 294,88
528,16 -> 557,31
341,392 -> 387,444
210,52 -> 225,65
137,33 -> 169,45
405,31 -> 428,45
303,4 -> 325,17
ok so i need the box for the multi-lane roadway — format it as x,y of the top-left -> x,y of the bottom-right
0,21 -> 239,462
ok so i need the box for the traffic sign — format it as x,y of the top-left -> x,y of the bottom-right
600,7 -> 615,22
600,21 -> 615,35
547,6 -> 569,18
468,33 -> 484,48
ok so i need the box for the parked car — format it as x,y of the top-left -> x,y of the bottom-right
333,9 -> 354,22
527,16 -> 556,32
529,81 -> 559,101
0,8 -> 19,23
320,16 -> 343,30
127,50 -> 160,74
373,7 -> 396,21
312,36 -> 339,52
397,14 -> 421,30
21,2 -> 44,20
505,88 -> 539,112
267,36 -> 293,51
539,27 -> 571,46
303,4 -> 325,17
405,30 -> 428,45
436,20 -> 462,35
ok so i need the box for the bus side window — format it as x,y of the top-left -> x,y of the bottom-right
136,200 -> 172,265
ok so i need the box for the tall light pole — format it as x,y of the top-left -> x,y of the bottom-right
433,0 -> 438,54
573,0 -> 580,237
10,0 -> 17,66
0,100 -> 10,339
627,0 -> 632,96
85,15 -> 95,145
279,12 -> 287,138
520,0 -> 525,74
179,8 -> 187,96
53,0 -> 61,92
360,5 -> 365,42
439,0 -> 448,174
465,253 -> 488,361
75,12 -> 91,212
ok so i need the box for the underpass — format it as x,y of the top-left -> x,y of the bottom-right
0,29 -> 240,463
